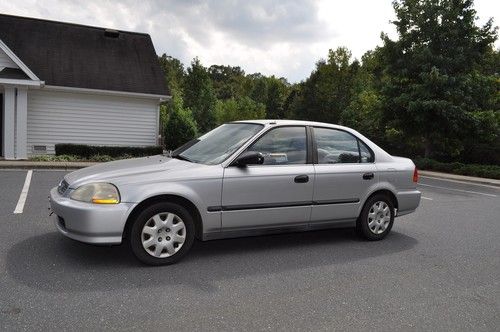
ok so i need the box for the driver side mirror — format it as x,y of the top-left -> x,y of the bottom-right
233,151 -> 264,167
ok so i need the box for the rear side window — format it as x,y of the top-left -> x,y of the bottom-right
313,127 -> 373,164
359,140 -> 374,163
246,126 -> 307,165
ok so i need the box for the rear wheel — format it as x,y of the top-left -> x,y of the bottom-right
356,194 -> 394,240
129,202 -> 195,265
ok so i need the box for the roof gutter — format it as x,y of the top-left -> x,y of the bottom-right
43,85 -> 170,101
0,78 -> 44,87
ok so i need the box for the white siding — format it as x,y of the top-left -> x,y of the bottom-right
27,90 -> 158,155
0,47 -> 18,69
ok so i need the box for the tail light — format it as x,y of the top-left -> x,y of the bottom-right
413,167 -> 419,183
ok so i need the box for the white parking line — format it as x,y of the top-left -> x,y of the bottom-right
13,170 -> 33,214
420,175 -> 500,189
418,183 -> 497,197
421,196 -> 433,200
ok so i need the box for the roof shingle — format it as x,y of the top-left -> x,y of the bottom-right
0,14 -> 168,96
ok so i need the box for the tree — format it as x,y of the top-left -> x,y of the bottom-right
158,54 -> 185,91
183,58 -> 218,133
380,0 -> 498,158
340,49 -> 386,145
291,47 -> 359,124
265,76 -> 289,119
163,89 -> 198,150
215,96 -> 266,124
341,89 -> 383,140
248,73 -> 268,106
208,64 -> 247,100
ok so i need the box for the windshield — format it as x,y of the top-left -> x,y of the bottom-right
173,123 -> 264,165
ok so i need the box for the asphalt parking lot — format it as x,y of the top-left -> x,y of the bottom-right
0,169 -> 499,331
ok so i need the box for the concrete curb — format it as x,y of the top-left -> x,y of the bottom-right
419,170 -> 500,187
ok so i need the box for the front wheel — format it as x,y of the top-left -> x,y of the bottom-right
129,202 -> 195,265
356,194 -> 395,240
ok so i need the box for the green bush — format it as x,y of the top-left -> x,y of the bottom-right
164,91 -> 198,150
55,144 -> 162,158
30,154 -> 81,162
30,154 -> 140,162
29,155 -> 56,162
414,158 -> 500,179
88,154 -> 114,162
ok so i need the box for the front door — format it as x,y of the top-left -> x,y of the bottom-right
221,126 -> 314,231
310,127 -> 378,223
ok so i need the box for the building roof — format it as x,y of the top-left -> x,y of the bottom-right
0,14 -> 168,96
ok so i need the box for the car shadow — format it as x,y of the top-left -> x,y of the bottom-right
6,228 -> 417,293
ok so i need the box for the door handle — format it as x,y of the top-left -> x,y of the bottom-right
294,175 -> 309,183
363,172 -> 374,180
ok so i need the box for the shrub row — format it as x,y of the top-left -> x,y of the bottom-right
30,154 -> 133,162
414,158 -> 500,180
55,144 -> 163,159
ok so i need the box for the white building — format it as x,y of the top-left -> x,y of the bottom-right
0,14 -> 168,160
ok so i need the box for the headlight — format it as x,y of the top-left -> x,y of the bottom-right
70,183 -> 120,204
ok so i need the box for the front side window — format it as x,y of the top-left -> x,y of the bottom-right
314,128 -> 362,164
246,126 -> 307,165
174,123 -> 263,165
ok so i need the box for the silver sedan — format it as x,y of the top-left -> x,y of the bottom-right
50,120 -> 421,265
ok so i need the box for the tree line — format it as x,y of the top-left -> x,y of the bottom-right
159,0 -> 499,165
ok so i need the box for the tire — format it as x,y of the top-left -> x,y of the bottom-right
129,202 -> 195,265
356,194 -> 395,241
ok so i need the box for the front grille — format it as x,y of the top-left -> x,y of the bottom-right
58,180 -> 69,195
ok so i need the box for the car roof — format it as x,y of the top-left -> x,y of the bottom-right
231,119 -> 350,130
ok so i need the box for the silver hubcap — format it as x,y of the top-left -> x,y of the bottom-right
141,212 -> 186,258
368,201 -> 391,235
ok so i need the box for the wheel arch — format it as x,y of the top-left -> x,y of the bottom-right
123,194 -> 203,240
363,188 -> 399,211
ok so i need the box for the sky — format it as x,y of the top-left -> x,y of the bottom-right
0,0 -> 498,82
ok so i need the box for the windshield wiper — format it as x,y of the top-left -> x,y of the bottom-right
172,139 -> 200,156
172,154 -> 194,163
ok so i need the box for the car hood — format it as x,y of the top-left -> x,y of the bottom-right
64,155 -> 201,188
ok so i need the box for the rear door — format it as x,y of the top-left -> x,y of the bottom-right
310,127 -> 377,224
221,126 -> 315,231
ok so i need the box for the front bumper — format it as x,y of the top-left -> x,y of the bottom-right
49,187 -> 136,245
396,189 -> 421,216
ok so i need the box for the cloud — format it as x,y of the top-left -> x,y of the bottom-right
127,0 -> 334,80
0,0 -> 497,82
187,0 -> 330,46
